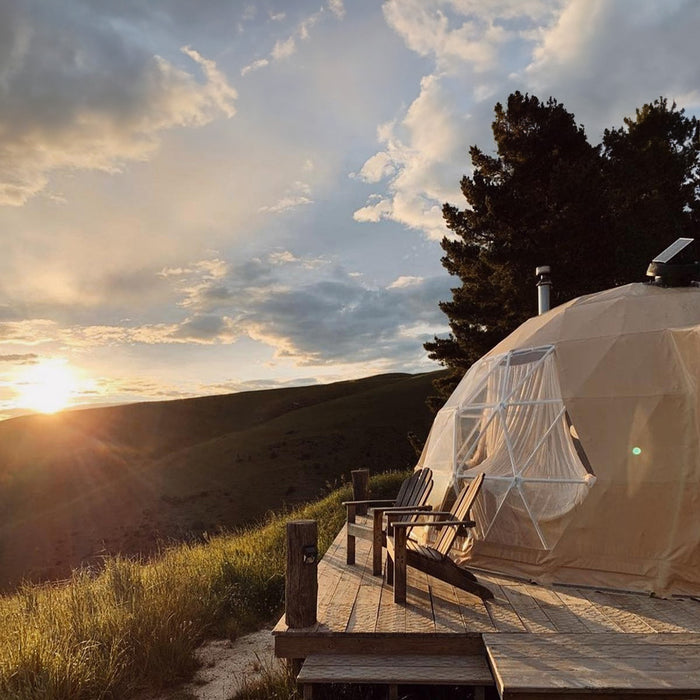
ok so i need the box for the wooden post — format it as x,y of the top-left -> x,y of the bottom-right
351,468 -> 370,515
285,520 -> 318,628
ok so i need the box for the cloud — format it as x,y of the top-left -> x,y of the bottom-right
0,320 -> 59,345
388,275 -> 424,288
382,0 -> 559,74
241,58 -> 270,76
156,253 -> 452,366
200,375 -> 321,395
272,36 -> 297,60
524,0 -> 700,135
259,181 -> 313,214
0,353 -> 39,364
328,0 -> 346,19
356,0 -> 700,242
353,74 -> 470,238
41,251 -> 450,372
0,2 -> 237,205
240,3 -> 344,77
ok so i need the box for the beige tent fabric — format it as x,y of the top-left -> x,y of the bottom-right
419,283 -> 700,596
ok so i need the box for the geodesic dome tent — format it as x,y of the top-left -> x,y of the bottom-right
418,282 -> 700,596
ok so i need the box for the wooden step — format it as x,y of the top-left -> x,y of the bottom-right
484,632 -> 700,699
297,653 -> 494,699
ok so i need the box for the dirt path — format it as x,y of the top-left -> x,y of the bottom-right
159,628 -> 283,700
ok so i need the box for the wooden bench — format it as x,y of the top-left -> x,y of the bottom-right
297,653 -> 494,699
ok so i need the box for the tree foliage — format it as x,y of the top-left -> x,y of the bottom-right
426,92 -> 700,401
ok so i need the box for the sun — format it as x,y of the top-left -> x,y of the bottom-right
16,360 -> 78,414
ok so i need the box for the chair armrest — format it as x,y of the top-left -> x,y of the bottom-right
383,509 -> 452,517
343,499 -> 396,507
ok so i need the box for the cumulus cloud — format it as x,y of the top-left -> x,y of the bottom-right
524,0 -> 700,135
0,2 -> 237,205
382,0 -> 559,74
352,1 -> 567,239
357,0 -> 700,240
353,74 -> 471,239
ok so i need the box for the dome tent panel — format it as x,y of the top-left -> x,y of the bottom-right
420,283 -> 700,595
425,345 -> 594,553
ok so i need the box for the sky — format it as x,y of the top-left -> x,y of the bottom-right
1,0 -> 700,418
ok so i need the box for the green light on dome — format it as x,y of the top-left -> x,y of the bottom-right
632,447 -> 642,456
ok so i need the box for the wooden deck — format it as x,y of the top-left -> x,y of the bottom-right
274,523 -> 700,698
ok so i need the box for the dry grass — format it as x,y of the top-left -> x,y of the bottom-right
0,471 -> 407,700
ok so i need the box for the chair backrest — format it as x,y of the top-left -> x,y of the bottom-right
395,468 -> 433,509
434,473 -> 484,556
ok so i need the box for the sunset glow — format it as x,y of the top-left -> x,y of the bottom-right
16,361 -> 78,414
0,2 -> 697,416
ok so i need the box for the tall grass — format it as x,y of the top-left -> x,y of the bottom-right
0,471 -> 407,700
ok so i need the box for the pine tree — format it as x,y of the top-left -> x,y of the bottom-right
425,93 -> 700,403
425,92 -> 608,398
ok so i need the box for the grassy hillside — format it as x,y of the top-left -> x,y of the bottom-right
0,472 -> 408,699
0,371 -> 441,591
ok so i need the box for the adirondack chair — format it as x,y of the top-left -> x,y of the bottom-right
385,473 -> 493,603
344,468 -> 433,575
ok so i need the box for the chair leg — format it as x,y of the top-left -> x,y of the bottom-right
346,504 -> 356,565
386,549 -> 394,585
372,508 -> 384,576
393,527 -> 407,604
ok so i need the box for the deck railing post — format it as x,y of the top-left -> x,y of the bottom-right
285,519 -> 318,629
351,468 -> 370,515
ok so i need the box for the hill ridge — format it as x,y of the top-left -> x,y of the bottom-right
0,370 -> 442,590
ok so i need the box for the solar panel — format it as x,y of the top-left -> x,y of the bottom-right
652,237 -> 696,264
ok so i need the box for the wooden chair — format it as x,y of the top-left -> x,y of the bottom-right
385,473 -> 493,603
344,468 -> 433,575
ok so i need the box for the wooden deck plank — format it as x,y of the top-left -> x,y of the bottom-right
577,589 -> 658,633
520,584 -> 590,634
601,591 -> 698,633
376,574 -> 406,633
345,582 -> 382,634
453,585 -> 497,633
405,569 -> 435,633
499,582 -> 557,633
484,633 -> 700,698
671,598 -> 700,632
321,528 -> 373,632
550,587 -> 626,633
429,577 -> 467,634
481,578 -> 528,633
315,531 -> 346,609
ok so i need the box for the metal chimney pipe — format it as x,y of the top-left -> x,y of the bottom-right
536,266 -> 551,315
